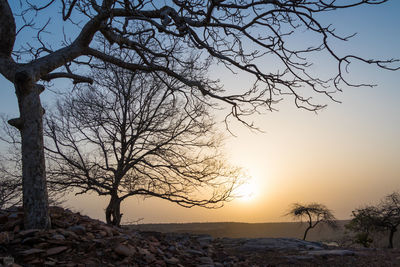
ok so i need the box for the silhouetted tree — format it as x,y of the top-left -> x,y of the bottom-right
0,164 -> 21,209
288,203 -> 338,240
45,63 -> 240,226
378,192 -> 400,248
348,192 -> 400,248
0,116 -> 65,210
0,0 -> 398,229
345,206 -> 379,247
0,117 -> 22,209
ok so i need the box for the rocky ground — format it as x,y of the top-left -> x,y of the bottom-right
1,207 -> 400,266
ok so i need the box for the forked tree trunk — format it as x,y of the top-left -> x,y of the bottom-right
9,73 -> 51,229
105,193 -> 122,226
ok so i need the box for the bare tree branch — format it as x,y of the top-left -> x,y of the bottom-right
0,0 -> 398,229
42,72 -> 93,84
45,61 -> 241,226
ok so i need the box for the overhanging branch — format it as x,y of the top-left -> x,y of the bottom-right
42,72 -> 93,84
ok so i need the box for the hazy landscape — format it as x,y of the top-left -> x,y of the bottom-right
132,220 -> 400,248
133,221 -> 346,240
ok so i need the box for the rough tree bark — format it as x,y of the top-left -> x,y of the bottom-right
9,71 -> 50,229
0,0 -> 50,229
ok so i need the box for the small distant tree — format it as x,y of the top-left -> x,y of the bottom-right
288,203 -> 338,240
379,192 -> 400,248
345,206 -> 379,248
348,192 -> 400,248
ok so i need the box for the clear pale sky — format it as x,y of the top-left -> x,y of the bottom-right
0,1 -> 399,224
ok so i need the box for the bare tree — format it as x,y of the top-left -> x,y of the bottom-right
0,162 -> 21,210
0,116 -> 22,209
45,63 -> 240,226
0,116 -> 65,210
0,0 -> 398,229
287,203 -> 338,240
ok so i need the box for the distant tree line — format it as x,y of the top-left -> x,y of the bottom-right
287,192 -> 400,248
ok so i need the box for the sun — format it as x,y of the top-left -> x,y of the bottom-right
235,180 -> 258,202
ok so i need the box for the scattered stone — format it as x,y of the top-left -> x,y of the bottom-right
114,243 -> 135,257
67,225 -> 86,235
186,249 -> 205,256
58,229 -> 78,239
21,237 -> 43,246
196,235 -> 214,244
86,232 -> 95,239
46,246 -> 69,256
19,248 -> 45,256
18,229 -> 40,238
97,230 -> 108,237
1,206 -> 398,266
0,231 -> 11,244
165,257 -> 180,264
99,225 -> 114,237
198,256 -> 214,264
51,234 -> 65,240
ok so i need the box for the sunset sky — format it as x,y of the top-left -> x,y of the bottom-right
0,1 -> 399,224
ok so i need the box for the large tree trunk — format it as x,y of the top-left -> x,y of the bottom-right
9,72 -> 50,229
105,193 -> 122,226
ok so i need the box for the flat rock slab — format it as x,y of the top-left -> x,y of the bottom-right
218,238 -> 325,251
307,249 -> 355,256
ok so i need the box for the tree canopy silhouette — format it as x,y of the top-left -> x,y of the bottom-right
45,62 -> 240,226
0,0 -> 398,229
287,202 -> 337,240
347,192 -> 400,248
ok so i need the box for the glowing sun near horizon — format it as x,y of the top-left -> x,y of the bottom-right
235,179 -> 259,202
